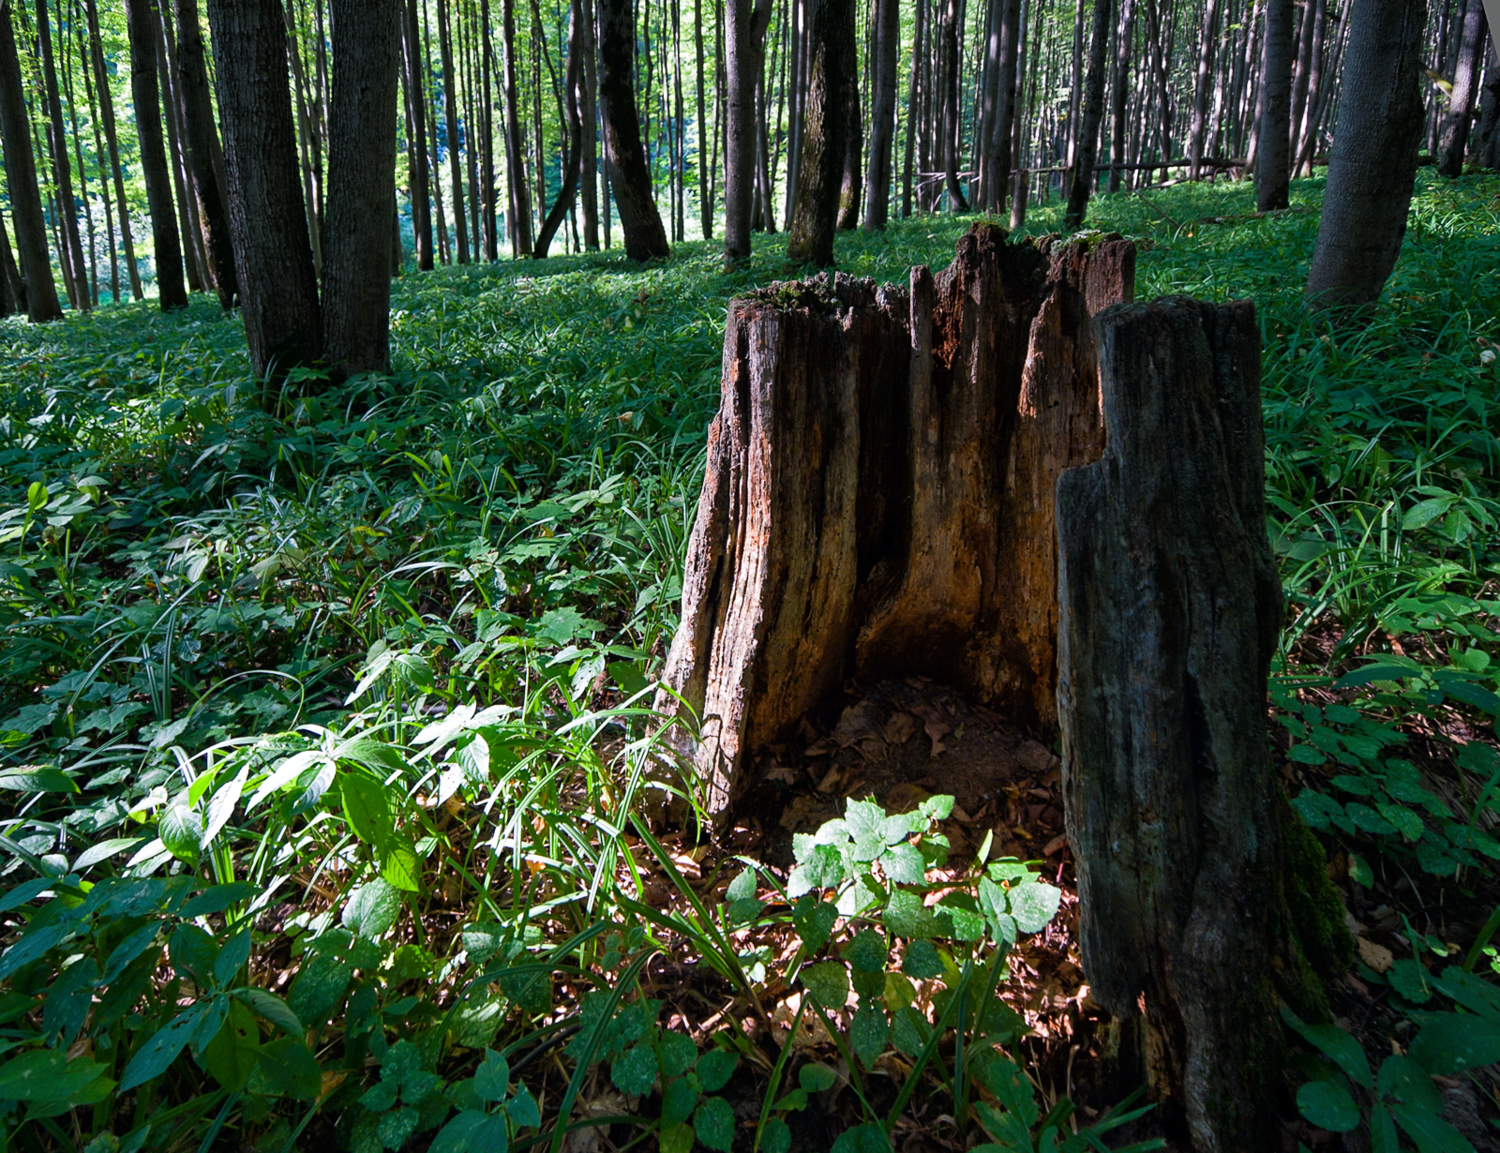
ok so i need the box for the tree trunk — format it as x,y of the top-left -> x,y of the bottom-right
124,0 -> 188,310
500,0 -> 531,256
0,0 -> 61,321
532,0 -> 585,258
1475,39 -> 1500,167
175,0 -> 237,309
154,5 -> 207,294
1438,0 -> 1487,173
580,0 -> 600,247
401,0 -> 433,269
1255,0 -> 1294,210
787,0 -> 854,264
938,0 -> 968,209
980,0 -> 1020,211
724,0 -> 772,263
1292,0 -> 1327,175
0,207 -> 19,315
655,224 -> 1134,815
862,0 -> 898,228
85,0 -> 142,300
1064,0 -> 1111,226
1106,0 -> 1135,192
837,79 -> 861,228
1056,296 -> 1311,1153
437,0 -> 469,261
1305,0 -> 1427,309
205,0 -> 321,375
598,0 -> 670,259
901,0 -> 921,216
36,0 -> 90,309
321,0 -> 401,377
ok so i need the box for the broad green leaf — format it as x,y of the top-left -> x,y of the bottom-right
611,1042 -> 658,1096
830,1121 -> 890,1153
695,1048 -> 737,1092
343,878 -> 402,939
761,1117 -> 792,1153
1281,1004 -> 1373,1088
1007,880 -> 1062,935
0,768 -> 76,793
119,1003 -> 206,1091
1409,1011 -> 1500,1073
0,922 -> 76,981
204,999 -> 260,1090
507,1083 -> 541,1127
661,1077 -> 698,1127
430,1112 -> 488,1153
339,771 -> 394,849
880,842 -> 926,884
168,923 -> 219,987
850,1004 -> 888,1066
474,1050 -> 510,1101
658,1123 -> 694,1153
1296,1080 -> 1359,1132
158,804 -> 204,864
1390,1101 -> 1477,1153
843,929 -> 888,974
798,1063 -> 837,1092
214,929 -> 252,986
232,987 -> 304,1036
382,845 -> 422,892
692,1095 -> 736,1152
801,961 -> 850,1008
288,953 -> 355,1029
725,868 -> 757,904
0,1049 -> 110,1103
902,939 -> 943,979
179,881 -> 258,918
658,1031 -> 698,1080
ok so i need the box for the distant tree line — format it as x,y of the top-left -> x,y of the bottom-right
0,0 -> 1492,354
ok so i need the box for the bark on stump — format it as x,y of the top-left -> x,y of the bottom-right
656,224 -> 1135,815
1056,297 -> 1290,1151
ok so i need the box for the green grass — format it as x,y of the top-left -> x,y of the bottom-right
0,170 -> 1497,1151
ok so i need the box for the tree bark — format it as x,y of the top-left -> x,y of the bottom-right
1255,0 -> 1294,210
0,207 -> 19,315
36,0 -> 89,309
1056,296 -> 1294,1153
724,0 -> 772,263
206,0 -> 321,375
321,0 -> 401,377
837,78 -> 861,229
175,0 -> 237,309
1064,0 -> 1111,226
981,0 -> 1020,211
862,0 -> 899,228
85,0 -> 142,299
0,0 -> 61,321
598,0 -> 670,259
787,0 -> 854,264
532,0 -> 584,258
437,0 -> 469,262
938,0 -> 968,209
1438,0 -> 1487,173
580,0 -> 600,247
124,0 -> 188,310
500,0 -> 531,256
656,225 -> 1134,816
1106,0 -> 1135,192
401,0 -> 433,269
1305,0 -> 1427,309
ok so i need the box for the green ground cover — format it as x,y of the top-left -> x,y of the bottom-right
0,172 -> 1497,1152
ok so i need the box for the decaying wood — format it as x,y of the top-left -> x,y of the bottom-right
656,224 -> 1134,816
1055,296 -> 1285,1152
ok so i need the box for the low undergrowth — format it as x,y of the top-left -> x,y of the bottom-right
0,171 -> 1497,1151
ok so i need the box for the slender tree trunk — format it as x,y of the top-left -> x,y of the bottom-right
1256,0 -> 1294,209
480,0 -> 498,258
787,0 -> 854,263
61,20 -> 98,307
1065,0 -> 1111,226
36,0 -> 89,308
437,0 -> 469,261
936,0 -> 967,208
85,0 -> 141,298
724,0 -> 772,262
580,0 -> 600,246
837,54 -> 861,226
901,0 -> 922,215
862,0 -> 899,227
124,0 -> 187,309
175,0 -> 237,308
1475,40 -> 1500,166
205,0 -> 321,374
500,0 -> 531,254
597,0 -> 670,258
979,0 -> 1019,210
154,5 -> 206,292
1306,0 -> 1428,309
533,0 -> 584,256
1291,0 -> 1326,173
1187,0 -> 1221,177
1106,0 -> 1135,191
1438,0 -> 1487,172
0,207 -> 20,314
0,0 -> 61,320
322,0 -> 400,375
400,0 -> 433,268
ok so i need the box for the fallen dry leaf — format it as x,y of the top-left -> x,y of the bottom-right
883,711 -> 917,745
1357,937 -> 1394,973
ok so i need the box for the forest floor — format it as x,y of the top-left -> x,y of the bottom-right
0,171 -> 1499,1153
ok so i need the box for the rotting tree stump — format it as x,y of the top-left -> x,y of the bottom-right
656,228 -> 1343,1151
655,224 -> 1135,814
1056,297 -> 1293,1151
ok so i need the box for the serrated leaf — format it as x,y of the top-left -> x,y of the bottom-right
695,1048 -> 736,1092
843,929 -> 888,973
762,1117 -> 792,1153
801,961 -> 850,1008
902,939 -> 943,979
286,953 -> 352,1027
658,1031 -> 699,1080
611,1042 -> 658,1096
880,842 -> 926,884
168,923 -> 219,986
382,845 -> 421,892
474,1050 -> 510,1101
850,1004 -> 888,1066
343,878 -> 402,938
1007,881 -> 1062,934
661,1076 -> 698,1127
339,771 -> 394,849
692,1094 -> 735,1152
725,868 -> 756,904
830,1121 -> 890,1153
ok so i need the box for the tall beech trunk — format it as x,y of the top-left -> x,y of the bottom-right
0,0 -> 61,321
175,0 -> 237,308
981,0 -> 1020,211
500,0 -> 531,256
206,0 -> 321,374
724,0 -> 773,263
401,0 -> 433,269
787,0 -> 855,264
124,0 -> 187,309
837,79 -> 861,228
0,209 -> 19,315
1438,0 -> 1488,173
1306,0 -> 1428,309
598,0 -> 670,259
938,0 -> 968,209
437,0 -> 468,262
1255,0 -> 1294,209
581,0 -> 600,247
862,0 -> 899,228
321,0 -> 400,376
655,224 -> 1134,815
1056,296 -> 1340,1152
1064,0 -> 1111,226
531,0 -> 584,258
36,0 -> 90,309
85,0 -> 142,299
1107,0 -> 1136,192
